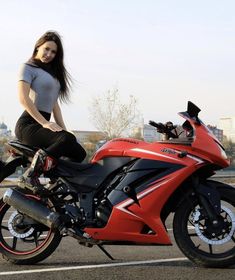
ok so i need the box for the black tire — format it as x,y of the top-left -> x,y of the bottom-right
173,182 -> 235,268
0,189 -> 62,264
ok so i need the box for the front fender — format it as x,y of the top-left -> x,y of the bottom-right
160,177 -> 233,225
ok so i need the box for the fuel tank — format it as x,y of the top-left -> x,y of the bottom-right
91,137 -> 194,166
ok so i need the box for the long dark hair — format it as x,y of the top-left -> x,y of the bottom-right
31,31 -> 72,103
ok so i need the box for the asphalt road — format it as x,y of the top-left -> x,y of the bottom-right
0,230 -> 234,280
0,186 -> 234,280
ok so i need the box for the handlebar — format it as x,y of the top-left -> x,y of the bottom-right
149,120 -> 178,139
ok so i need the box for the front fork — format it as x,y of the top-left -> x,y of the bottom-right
193,177 -> 221,224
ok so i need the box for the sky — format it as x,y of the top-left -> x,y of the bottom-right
0,0 -> 235,133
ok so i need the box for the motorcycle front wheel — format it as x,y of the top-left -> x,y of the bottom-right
0,189 -> 62,264
173,182 -> 235,268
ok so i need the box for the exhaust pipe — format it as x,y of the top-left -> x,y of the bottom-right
3,188 -> 61,229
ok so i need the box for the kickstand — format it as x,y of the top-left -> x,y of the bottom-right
97,245 -> 115,260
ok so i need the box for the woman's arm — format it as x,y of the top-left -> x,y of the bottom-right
53,101 -> 67,130
18,81 -> 63,132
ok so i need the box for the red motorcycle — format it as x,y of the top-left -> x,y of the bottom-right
0,101 -> 235,267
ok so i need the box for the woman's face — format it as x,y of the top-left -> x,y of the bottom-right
35,41 -> 57,63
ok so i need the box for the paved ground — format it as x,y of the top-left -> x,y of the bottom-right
0,231 -> 234,280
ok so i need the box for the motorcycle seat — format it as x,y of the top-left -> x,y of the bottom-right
8,140 -> 92,171
7,139 -> 37,157
58,158 -> 94,171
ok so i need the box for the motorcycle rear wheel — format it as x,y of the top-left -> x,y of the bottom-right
173,183 -> 235,268
0,190 -> 62,264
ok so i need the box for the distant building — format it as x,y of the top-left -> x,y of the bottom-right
72,130 -> 106,143
218,117 -> 235,142
133,124 -> 185,142
0,122 -> 12,138
143,124 -> 162,142
207,125 -> 223,142
0,122 -> 7,135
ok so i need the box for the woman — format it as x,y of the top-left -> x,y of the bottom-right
15,31 -> 86,193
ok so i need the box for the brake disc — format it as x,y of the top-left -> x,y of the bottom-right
192,205 -> 235,245
8,211 -> 35,239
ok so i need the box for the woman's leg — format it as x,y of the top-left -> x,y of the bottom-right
44,131 -> 87,162
20,123 -> 86,161
18,148 -> 56,193
18,124 -> 86,192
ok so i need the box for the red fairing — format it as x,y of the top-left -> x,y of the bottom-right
92,138 -> 195,165
92,115 -> 229,168
85,168 -> 193,244
91,138 -> 146,162
86,105 -> 230,243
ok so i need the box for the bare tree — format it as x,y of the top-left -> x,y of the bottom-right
89,88 -> 140,139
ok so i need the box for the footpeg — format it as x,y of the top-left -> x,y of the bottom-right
18,176 -> 50,195
62,228 -> 97,243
